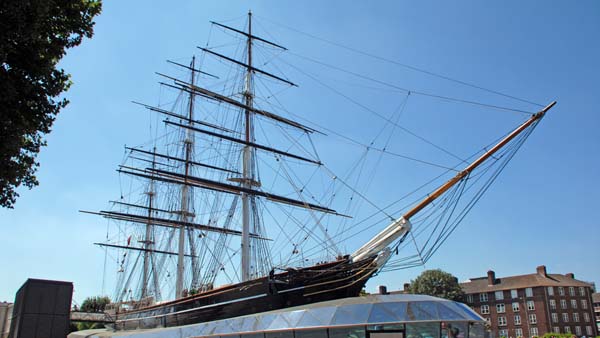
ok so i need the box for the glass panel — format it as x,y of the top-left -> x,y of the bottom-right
266,331 -> 293,338
406,322 -> 440,338
468,323 -> 485,338
331,304 -> 372,325
369,303 -> 405,323
295,329 -> 328,338
330,326 -> 366,338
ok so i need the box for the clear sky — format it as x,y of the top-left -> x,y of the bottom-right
1,1 -> 599,305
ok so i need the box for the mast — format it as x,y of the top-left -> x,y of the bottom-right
176,56 -> 197,298
141,148 -> 156,299
350,101 -> 556,263
241,10 -> 254,282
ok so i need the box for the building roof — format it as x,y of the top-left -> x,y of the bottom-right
592,293 -> 600,303
68,294 -> 484,338
461,269 -> 592,294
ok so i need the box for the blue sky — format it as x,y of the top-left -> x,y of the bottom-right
1,1 -> 599,304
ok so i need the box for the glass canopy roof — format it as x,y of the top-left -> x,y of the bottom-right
71,294 -> 484,338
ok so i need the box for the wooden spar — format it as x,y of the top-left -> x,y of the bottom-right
163,120 -> 322,165
115,166 -> 347,216
403,101 -> 556,221
125,146 -> 240,174
80,210 -> 268,239
199,47 -> 297,87
210,21 -> 287,50
157,76 -> 316,133
95,242 -> 199,258
109,200 -> 194,217
166,60 -> 219,79
132,101 -> 233,133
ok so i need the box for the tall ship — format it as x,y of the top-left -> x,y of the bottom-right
83,12 -> 555,330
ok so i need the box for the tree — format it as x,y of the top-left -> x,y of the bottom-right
408,269 -> 464,301
0,0 -> 102,208
80,295 -> 111,313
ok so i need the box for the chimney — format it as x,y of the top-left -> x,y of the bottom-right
378,285 -> 388,295
566,273 -> 575,279
487,270 -> 496,285
403,283 -> 410,292
536,265 -> 547,277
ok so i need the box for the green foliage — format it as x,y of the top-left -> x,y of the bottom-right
541,333 -> 576,338
80,295 -> 110,313
408,269 -> 464,301
0,0 -> 101,208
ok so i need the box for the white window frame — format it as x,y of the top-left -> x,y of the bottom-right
512,302 -> 520,312
571,299 -> 577,309
575,326 -> 581,335
515,328 -> 523,338
581,299 -> 587,309
511,289 -> 518,298
552,313 -> 558,323
498,316 -> 507,326
562,313 -> 569,322
586,326 -> 593,335
564,326 -> 571,334
525,287 -> 533,297
558,287 -> 564,295
529,313 -> 537,324
560,299 -> 567,309
497,303 -> 506,313
549,299 -> 556,310
547,286 -> 553,296
480,293 -> 488,302
553,327 -> 560,334
569,286 -> 575,296
466,294 -> 473,303
514,314 -> 521,325
481,305 -> 490,314
495,290 -> 504,300
583,312 -> 589,322
579,286 -> 585,296
527,300 -> 535,311
530,327 -> 538,337
573,312 -> 579,322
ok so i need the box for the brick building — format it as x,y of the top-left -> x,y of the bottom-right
461,266 -> 597,338
593,293 -> 600,332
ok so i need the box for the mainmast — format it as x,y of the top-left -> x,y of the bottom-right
240,11 -> 254,282
176,56 -> 197,298
141,148 -> 156,299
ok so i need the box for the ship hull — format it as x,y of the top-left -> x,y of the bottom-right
112,256 -> 377,330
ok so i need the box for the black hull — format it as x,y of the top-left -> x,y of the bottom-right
113,256 -> 377,330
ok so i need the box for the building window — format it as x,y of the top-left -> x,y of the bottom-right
558,287 -> 564,296
480,293 -> 488,302
553,327 -> 560,334
564,326 -> 571,334
573,313 -> 579,322
512,302 -> 520,312
581,299 -> 587,309
527,300 -> 535,311
583,312 -> 589,322
495,291 -> 504,300
525,287 -> 533,297
549,299 -> 556,310
514,314 -> 522,325
481,305 -> 490,314
579,286 -> 585,296
586,326 -> 593,335
511,289 -> 518,298
571,299 -> 577,309
498,316 -> 507,326
499,329 -> 508,338
569,287 -> 575,296
497,303 -> 506,313
547,286 -> 554,296
562,313 -> 569,322
466,294 -> 473,303
515,328 -> 523,337
485,317 -> 491,324
529,314 -> 537,324
575,326 -> 581,336
560,299 -> 567,309
530,327 -> 538,337
552,313 -> 558,323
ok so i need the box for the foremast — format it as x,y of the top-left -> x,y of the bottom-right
350,101 -> 556,264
